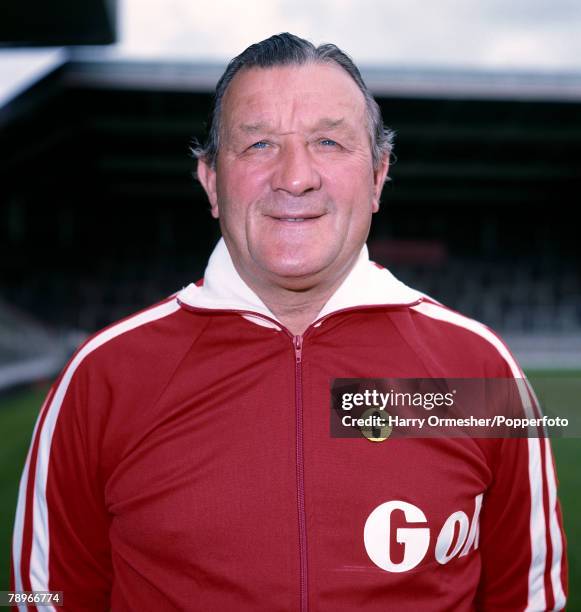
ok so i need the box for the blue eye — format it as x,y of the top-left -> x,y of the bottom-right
251,141 -> 269,149
320,139 -> 338,146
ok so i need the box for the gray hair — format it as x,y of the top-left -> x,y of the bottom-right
192,32 -> 394,171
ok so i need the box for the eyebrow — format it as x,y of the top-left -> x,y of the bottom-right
238,122 -> 270,134
236,117 -> 348,135
313,117 -> 345,131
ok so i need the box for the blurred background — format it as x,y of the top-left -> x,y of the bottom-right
1,0 -> 580,602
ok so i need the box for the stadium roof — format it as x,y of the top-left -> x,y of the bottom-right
0,0 -> 116,46
62,58 -> 581,102
3,57 -> 581,124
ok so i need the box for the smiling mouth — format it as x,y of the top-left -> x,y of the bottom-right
269,214 -> 325,222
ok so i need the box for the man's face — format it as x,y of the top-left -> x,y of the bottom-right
198,62 -> 389,291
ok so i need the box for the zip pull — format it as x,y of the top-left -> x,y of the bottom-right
294,335 -> 303,363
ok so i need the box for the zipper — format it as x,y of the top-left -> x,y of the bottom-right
294,334 -> 308,612
176,298 -> 426,610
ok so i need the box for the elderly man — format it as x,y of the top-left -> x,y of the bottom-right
12,33 -> 566,611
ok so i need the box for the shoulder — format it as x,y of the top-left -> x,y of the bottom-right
62,293 -> 209,385
404,297 -> 524,378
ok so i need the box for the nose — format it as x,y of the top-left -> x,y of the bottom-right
271,141 -> 322,196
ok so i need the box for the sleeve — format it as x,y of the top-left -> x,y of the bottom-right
475,379 -> 568,611
11,355 -> 112,611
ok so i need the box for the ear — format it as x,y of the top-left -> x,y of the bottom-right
371,154 -> 390,213
197,157 -> 219,219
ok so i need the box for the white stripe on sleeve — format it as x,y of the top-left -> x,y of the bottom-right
13,299 -> 180,605
411,301 -> 549,610
544,437 -> 566,610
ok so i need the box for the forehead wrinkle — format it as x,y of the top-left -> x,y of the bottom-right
221,62 -> 368,133
234,116 -> 356,139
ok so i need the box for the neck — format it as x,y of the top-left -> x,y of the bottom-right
237,259 -> 358,336
259,290 -> 331,336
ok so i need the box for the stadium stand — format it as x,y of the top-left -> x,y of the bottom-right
0,298 -> 83,390
1,56 -> 580,376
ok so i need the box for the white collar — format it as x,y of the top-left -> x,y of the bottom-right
177,238 -> 424,327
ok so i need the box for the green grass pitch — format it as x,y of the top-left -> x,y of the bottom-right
1,377 -> 579,608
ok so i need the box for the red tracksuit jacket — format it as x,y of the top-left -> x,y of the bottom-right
11,239 -> 567,611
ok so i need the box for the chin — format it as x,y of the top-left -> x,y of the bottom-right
262,258 -> 331,283
259,243 -> 328,268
